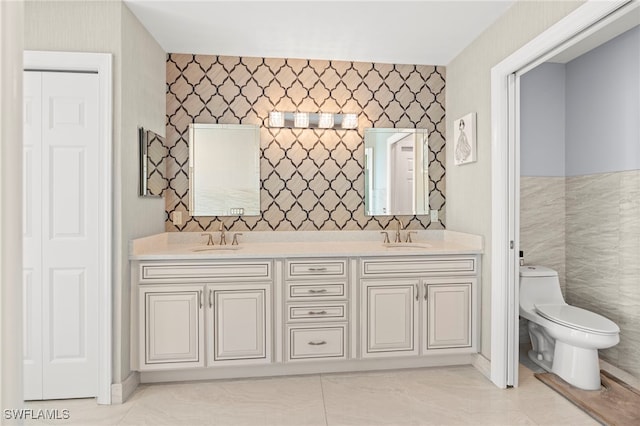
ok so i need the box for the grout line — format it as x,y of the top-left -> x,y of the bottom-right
319,374 -> 329,426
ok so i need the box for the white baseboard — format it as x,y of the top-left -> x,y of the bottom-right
472,353 -> 491,381
110,371 -> 140,404
140,354 -> 474,384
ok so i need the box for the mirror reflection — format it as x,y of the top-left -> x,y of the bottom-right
139,127 -> 166,197
364,128 -> 429,216
188,123 -> 260,216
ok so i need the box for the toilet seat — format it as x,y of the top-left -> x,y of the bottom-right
535,304 -> 620,335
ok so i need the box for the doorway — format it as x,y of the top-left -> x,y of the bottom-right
23,51 -> 112,404
490,0 -> 637,388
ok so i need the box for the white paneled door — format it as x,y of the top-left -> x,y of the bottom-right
23,71 -> 99,400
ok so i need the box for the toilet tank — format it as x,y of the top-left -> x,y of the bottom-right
519,266 -> 565,312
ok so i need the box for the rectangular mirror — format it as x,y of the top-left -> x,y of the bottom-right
139,127 -> 166,197
189,123 -> 260,216
364,128 -> 429,216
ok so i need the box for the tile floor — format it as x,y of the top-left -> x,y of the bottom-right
24,364 -> 597,425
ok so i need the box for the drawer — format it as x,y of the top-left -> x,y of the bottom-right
361,257 -> 477,277
140,261 -> 271,282
287,302 -> 347,322
287,282 -> 346,300
286,259 -> 347,279
288,325 -> 346,360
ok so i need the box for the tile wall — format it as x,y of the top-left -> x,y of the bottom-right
520,170 -> 640,378
565,170 -> 640,375
520,176 -> 566,290
164,54 -> 446,231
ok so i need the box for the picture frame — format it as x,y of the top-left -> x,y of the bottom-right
453,113 -> 476,165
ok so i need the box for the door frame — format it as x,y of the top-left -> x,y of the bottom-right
23,51 -> 112,404
489,0 -> 633,388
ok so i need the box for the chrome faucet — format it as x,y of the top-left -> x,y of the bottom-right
201,233 -> 214,246
218,222 -> 227,245
394,219 -> 404,243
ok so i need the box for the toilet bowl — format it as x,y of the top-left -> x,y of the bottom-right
519,266 -> 619,390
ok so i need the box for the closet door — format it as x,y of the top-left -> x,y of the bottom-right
23,71 -> 100,400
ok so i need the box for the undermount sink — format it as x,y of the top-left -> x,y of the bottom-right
191,245 -> 242,252
383,242 -> 432,249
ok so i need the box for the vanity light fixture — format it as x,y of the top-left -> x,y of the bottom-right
318,112 -> 334,129
294,112 -> 309,128
268,111 -> 284,128
268,111 -> 358,130
341,113 -> 358,130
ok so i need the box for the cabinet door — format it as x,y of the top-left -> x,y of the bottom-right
361,279 -> 419,357
209,283 -> 271,364
425,281 -> 472,350
141,286 -> 204,369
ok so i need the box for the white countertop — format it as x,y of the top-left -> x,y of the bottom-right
130,230 -> 483,260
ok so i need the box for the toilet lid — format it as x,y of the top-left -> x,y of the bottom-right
535,304 -> 620,335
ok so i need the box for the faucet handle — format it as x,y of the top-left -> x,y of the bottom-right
200,233 -> 214,246
232,233 -> 243,246
380,231 -> 390,244
405,231 -> 417,243
219,222 -> 224,232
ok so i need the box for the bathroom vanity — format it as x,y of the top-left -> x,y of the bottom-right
130,230 -> 482,383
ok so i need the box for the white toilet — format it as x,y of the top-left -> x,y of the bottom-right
519,265 -> 619,390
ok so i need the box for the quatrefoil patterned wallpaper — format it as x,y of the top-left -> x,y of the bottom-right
165,54 -> 446,231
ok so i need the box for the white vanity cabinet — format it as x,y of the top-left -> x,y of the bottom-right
362,279 -> 420,356
207,283 -> 270,364
424,279 -> 474,350
284,258 -> 349,361
140,285 -> 205,368
360,256 -> 478,358
130,231 -> 483,383
132,260 -> 272,371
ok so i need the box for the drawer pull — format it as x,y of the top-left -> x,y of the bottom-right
308,340 -> 327,346
308,267 -> 328,272
308,289 -> 328,294
307,310 -> 328,315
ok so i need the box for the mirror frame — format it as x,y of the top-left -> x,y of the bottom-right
188,123 -> 261,217
363,127 -> 430,216
138,127 -> 165,198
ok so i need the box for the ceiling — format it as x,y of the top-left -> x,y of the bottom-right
124,0 -> 515,66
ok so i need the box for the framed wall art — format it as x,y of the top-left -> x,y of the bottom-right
453,113 -> 476,165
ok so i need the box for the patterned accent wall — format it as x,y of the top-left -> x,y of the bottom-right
165,54 -> 446,231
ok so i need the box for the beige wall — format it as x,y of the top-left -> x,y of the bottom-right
24,0 -> 166,384
1,0 -> 24,416
446,0 -> 583,358
117,4 -> 166,383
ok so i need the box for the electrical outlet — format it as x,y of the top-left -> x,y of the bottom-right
172,211 -> 182,226
229,208 -> 244,215
430,210 -> 439,222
